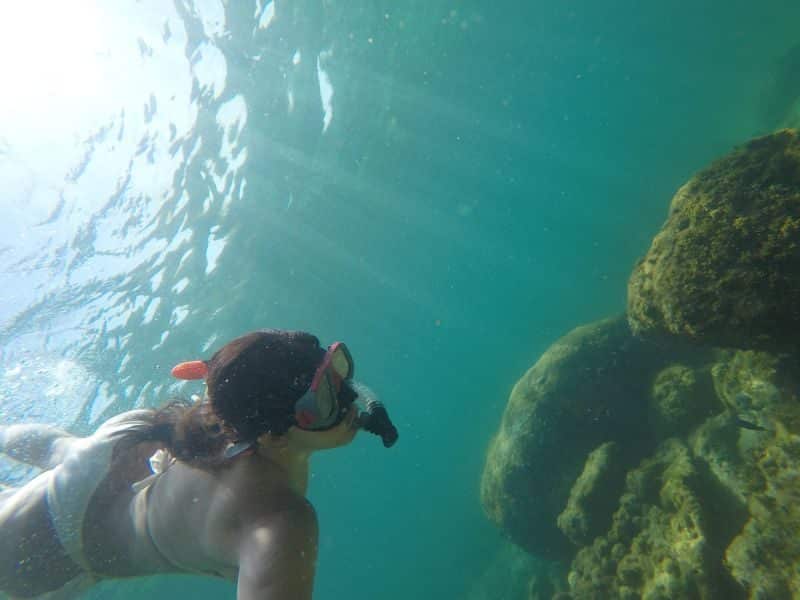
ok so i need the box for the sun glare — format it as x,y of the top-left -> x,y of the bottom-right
0,3 -> 105,120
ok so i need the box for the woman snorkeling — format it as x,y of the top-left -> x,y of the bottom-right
0,329 -> 397,599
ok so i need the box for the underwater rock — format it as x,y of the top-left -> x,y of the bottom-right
483,309 -> 800,596
724,438 -> 800,598
527,562 -> 569,600
557,441 -> 628,546
648,363 -> 719,438
705,350 -> 800,597
560,348 -> 800,598
480,315 -> 670,560
627,129 -> 800,352
711,350 -> 786,415
566,440 -> 746,600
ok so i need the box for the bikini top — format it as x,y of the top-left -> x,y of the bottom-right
131,448 -> 175,493
130,440 -> 255,492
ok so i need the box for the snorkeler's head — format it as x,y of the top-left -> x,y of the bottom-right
172,329 -> 357,440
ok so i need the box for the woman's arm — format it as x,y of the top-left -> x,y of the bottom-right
236,503 -> 319,600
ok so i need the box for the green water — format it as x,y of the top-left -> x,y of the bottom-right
0,1 -> 798,598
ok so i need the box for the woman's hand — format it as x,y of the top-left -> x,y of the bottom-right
236,502 -> 319,600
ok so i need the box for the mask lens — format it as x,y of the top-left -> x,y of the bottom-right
294,376 -> 336,430
314,371 -> 338,423
329,343 -> 353,380
294,342 -> 354,431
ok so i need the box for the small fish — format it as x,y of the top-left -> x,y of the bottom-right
734,417 -> 768,432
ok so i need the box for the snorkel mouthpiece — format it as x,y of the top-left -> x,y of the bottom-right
357,399 -> 398,448
351,381 -> 398,448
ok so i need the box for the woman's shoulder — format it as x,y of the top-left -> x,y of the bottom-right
151,453 -> 309,521
143,454 -> 312,573
219,456 -> 312,515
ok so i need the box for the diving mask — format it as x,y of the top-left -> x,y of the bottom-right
293,341 -> 354,430
294,345 -> 399,447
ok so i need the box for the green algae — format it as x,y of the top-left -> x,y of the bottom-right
628,130 -> 800,352
484,319 -> 800,597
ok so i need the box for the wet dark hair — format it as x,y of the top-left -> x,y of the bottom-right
207,330 -> 325,439
149,329 -> 326,465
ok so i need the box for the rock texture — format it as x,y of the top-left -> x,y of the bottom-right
704,352 -> 800,598
648,363 -> 718,439
556,441 -> 628,547
480,316 -> 670,560
565,350 -> 800,599
567,439 -> 746,600
483,323 -> 800,597
485,130 -> 800,597
627,129 -> 800,352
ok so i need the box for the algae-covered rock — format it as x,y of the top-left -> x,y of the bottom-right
567,440 -> 746,600
705,351 -> 800,597
711,350 -> 786,416
724,437 -> 800,598
561,349 -> 800,599
480,316 -> 669,560
627,129 -> 800,352
557,441 -> 628,546
649,363 -> 719,438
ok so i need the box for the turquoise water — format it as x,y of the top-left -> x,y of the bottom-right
0,1 -> 798,598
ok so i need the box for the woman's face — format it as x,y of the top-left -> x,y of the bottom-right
285,403 -> 359,451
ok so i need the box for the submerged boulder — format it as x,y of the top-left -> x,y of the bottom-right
648,363 -> 718,439
480,316 -> 669,560
556,441 -> 628,547
567,440 -> 746,600
484,129 -> 800,596
483,307 -> 800,597
563,349 -> 800,599
627,129 -> 800,352
702,351 -> 800,597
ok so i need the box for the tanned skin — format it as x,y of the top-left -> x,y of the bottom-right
0,404 -> 359,600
